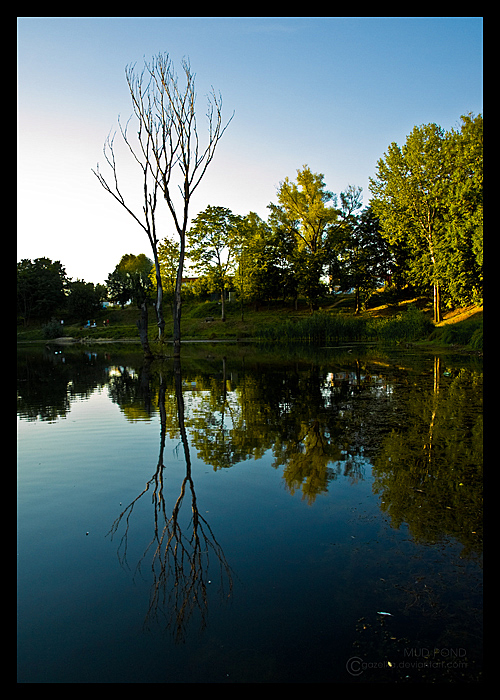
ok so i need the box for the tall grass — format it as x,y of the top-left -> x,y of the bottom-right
370,305 -> 434,343
259,305 -> 433,344
259,313 -> 367,343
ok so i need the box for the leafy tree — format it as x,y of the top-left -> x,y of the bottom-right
187,206 -> 240,321
106,253 -> 154,309
369,115 -> 483,320
330,206 -> 392,314
369,123 -> 449,322
268,166 -> 341,309
273,166 -> 340,255
67,279 -> 106,322
440,113 -> 483,306
17,258 -> 68,325
152,237 -> 180,307
232,212 -> 285,315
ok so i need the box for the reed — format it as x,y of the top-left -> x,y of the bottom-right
370,305 -> 434,342
259,306 -> 434,344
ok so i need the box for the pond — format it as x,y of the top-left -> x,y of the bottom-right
17,342 -> 483,683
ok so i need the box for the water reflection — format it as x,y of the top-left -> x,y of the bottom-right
372,356 -> 483,557
17,344 -> 483,562
106,358 -> 233,641
17,343 -> 483,680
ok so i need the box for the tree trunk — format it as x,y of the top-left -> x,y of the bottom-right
153,254 -> 165,341
354,286 -> 361,315
221,287 -> 226,322
428,228 -> 441,324
173,281 -> 182,358
433,282 -> 441,324
173,232 -> 186,357
136,300 -> 153,358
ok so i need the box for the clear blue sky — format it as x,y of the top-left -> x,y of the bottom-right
17,16 -> 483,285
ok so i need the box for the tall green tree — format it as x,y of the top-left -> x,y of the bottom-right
232,212 -> 285,315
187,206 -> 240,321
105,253 -> 155,353
17,258 -> 68,325
106,253 -> 154,308
67,280 -> 106,322
268,166 -> 341,309
440,113 -> 483,306
369,122 -> 449,322
330,206 -> 392,314
152,237 -> 181,308
369,116 -> 483,320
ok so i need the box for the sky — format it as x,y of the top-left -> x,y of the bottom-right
17,16 -> 483,285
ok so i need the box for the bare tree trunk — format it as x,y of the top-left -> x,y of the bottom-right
136,300 -> 153,358
173,237 -> 185,357
152,251 -> 165,341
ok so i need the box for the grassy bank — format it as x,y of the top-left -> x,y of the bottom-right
17,294 -> 483,351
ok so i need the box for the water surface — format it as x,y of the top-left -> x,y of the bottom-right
17,343 -> 483,683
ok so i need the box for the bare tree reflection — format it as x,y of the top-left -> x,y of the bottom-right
107,357 -> 233,642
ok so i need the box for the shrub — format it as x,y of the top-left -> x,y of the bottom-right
258,312 -> 369,342
372,306 -> 433,342
441,319 -> 483,348
41,319 -> 64,339
186,302 -> 221,318
469,327 -> 483,350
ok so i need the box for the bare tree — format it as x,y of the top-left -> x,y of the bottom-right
93,127 -> 159,357
94,53 -> 232,357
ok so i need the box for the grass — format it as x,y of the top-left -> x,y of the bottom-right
17,294 -> 483,351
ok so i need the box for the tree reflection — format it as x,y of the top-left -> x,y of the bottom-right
107,358 -> 232,642
273,419 -> 340,503
18,345 -> 483,563
371,363 -> 483,557
17,346 -> 109,421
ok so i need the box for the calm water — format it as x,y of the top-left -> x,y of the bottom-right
17,343 -> 483,683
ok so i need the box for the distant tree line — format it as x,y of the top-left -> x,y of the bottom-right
16,253 -> 156,329
17,258 -> 107,327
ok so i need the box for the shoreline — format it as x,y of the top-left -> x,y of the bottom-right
16,336 -> 482,356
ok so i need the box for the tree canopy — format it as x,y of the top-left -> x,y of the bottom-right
17,258 -> 68,325
187,206 -> 241,321
106,253 -> 154,308
369,113 -> 482,321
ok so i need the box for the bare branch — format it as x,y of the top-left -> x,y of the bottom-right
93,52 -> 232,355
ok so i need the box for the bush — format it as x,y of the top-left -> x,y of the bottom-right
41,319 -> 64,339
186,302 -> 221,318
371,305 -> 433,342
469,327 -> 483,350
258,306 -> 436,344
441,319 -> 483,348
